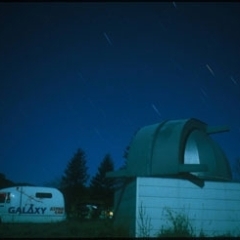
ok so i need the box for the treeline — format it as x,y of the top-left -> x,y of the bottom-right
60,148 -> 118,216
0,147 -> 126,218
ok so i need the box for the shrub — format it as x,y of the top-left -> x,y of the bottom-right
137,202 -> 153,237
158,207 -> 194,237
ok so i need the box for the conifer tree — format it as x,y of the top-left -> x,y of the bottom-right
90,154 -> 115,207
61,148 -> 89,188
61,148 -> 89,214
0,173 -> 14,189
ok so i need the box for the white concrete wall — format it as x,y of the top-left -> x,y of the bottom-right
135,177 -> 240,237
113,179 -> 137,236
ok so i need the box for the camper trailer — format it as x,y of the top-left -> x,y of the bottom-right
0,186 -> 66,223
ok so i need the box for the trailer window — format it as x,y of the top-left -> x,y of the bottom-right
0,193 -> 6,203
35,192 -> 52,198
6,192 -> 10,203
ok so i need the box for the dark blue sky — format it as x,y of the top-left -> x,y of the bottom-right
1,2 -> 240,185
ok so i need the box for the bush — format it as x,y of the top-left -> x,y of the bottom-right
158,208 -> 194,237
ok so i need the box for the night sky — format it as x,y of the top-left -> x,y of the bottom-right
1,2 -> 240,186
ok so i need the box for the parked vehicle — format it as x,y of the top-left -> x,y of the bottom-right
71,202 -> 113,220
0,186 -> 66,223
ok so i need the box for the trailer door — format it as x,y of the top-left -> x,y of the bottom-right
0,191 -> 11,221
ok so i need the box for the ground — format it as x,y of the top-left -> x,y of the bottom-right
0,219 -> 128,238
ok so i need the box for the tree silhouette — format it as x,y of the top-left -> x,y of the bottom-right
233,157 -> 240,180
60,148 -> 89,215
43,176 -> 62,188
122,127 -> 140,168
90,154 -> 115,207
0,173 -> 14,189
61,148 -> 89,188
123,145 -> 130,161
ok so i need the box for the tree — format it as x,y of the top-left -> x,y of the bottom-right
60,148 -> 89,214
122,127 -> 140,169
61,148 -> 89,188
43,176 -> 62,188
233,157 -> 240,181
90,154 -> 115,207
0,173 -> 14,189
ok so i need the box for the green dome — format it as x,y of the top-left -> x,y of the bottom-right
107,118 -> 232,181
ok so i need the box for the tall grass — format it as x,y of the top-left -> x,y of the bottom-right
137,202 -> 153,237
1,211 -> 239,237
0,219 -> 129,238
158,207 -> 194,237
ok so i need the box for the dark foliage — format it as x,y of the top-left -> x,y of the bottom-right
0,173 -> 14,189
61,148 -> 89,188
90,154 -> 115,207
233,157 -> 240,180
122,127 -> 140,168
60,148 -> 90,214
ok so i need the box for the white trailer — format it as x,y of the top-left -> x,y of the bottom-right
0,186 -> 66,223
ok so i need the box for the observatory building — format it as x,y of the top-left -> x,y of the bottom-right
107,118 -> 232,181
107,118 -> 240,237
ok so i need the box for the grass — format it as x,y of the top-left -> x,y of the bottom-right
157,207 -> 240,238
1,213 -> 239,238
158,207 -> 194,237
0,219 -> 129,238
137,202 -> 152,237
